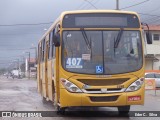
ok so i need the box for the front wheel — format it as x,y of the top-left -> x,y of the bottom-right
118,105 -> 130,115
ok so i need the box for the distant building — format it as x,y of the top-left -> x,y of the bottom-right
25,58 -> 36,78
144,25 -> 160,70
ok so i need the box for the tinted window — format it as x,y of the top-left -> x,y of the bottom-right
48,32 -> 54,59
145,73 -> 155,78
155,74 -> 160,78
153,34 -> 160,41
62,30 -> 142,75
48,39 -> 51,59
51,29 -> 55,58
42,39 -> 45,62
38,43 -> 41,63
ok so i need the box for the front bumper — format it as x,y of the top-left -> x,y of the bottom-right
59,85 -> 145,107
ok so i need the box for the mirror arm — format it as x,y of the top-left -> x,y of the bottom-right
142,23 -> 149,32
141,22 -> 152,44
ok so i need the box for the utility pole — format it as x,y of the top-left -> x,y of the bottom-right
30,47 -> 37,79
116,0 -> 119,10
20,55 -> 25,75
30,47 -> 37,64
15,59 -> 20,70
25,52 -> 30,79
18,59 -> 20,71
28,52 -> 30,79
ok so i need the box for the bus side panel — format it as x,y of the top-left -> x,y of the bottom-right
42,62 -> 47,98
38,62 -> 42,95
55,48 -> 60,103
37,64 -> 40,93
47,60 -> 53,101
51,59 -> 57,102
39,62 -> 43,96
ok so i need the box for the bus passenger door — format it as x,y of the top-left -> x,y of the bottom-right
37,43 -> 42,94
47,38 -> 53,101
45,40 -> 49,99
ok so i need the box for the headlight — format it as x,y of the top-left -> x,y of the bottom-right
126,78 -> 144,92
60,78 -> 82,93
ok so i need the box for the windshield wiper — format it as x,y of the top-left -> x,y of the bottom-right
81,28 -> 91,50
114,28 -> 124,48
81,28 -> 92,59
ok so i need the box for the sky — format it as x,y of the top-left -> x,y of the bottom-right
0,0 -> 160,68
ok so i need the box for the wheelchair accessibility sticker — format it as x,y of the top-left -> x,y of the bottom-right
96,65 -> 103,73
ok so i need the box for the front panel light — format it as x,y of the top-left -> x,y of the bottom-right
126,78 -> 144,92
60,78 -> 82,93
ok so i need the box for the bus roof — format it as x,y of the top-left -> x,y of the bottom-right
38,10 -> 139,43
60,10 -> 139,17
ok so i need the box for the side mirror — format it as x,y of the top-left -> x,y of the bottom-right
142,22 -> 152,44
53,33 -> 60,47
53,24 -> 60,47
146,32 -> 152,44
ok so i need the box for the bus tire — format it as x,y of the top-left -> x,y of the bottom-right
118,105 -> 130,115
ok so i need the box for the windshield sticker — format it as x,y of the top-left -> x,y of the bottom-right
66,58 -> 83,68
82,54 -> 91,60
67,33 -> 72,38
96,65 -> 103,74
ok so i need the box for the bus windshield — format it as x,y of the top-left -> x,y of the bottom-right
62,30 -> 143,75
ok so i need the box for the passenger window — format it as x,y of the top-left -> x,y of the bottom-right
38,43 -> 41,63
49,32 -> 53,59
145,73 -> 155,78
155,74 -> 160,78
40,42 -> 42,62
48,38 -> 51,59
52,29 -> 55,58
42,39 -> 45,62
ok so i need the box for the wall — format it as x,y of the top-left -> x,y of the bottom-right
145,59 -> 153,70
144,30 -> 160,70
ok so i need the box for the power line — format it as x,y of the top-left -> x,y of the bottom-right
0,48 -> 30,51
140,5 -> 160,21
120,0 -> 150,10
0,61 -> 24,64
0,13 -> 159,28
76,0 -> 87,9
80,0 -> 96,10
0,22 -> 53,27
0,48 -> 37,51
139,13 -> 160,17
84,0 -> 98,9
0,53 -> 35,59
142,16 -> 158,22
148,18 -> 160,24
145,6 -> 160,13
80,2 -> 90,9
139,13 -> 160,24
145,17 -> 160,22
0,45 -> 29,47
87,0 -> 100,9
78,0 -> 91,9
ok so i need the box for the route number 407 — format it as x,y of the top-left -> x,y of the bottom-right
66,58 -> 82,68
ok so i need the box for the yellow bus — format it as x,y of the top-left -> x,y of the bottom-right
37,10 -> 152,114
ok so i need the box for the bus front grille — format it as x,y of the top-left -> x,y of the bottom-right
78,78 -> 129,86
82,88 -> 126,94
90,96 -> 119,102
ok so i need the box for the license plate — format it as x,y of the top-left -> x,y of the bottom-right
128,96 -> 141,101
